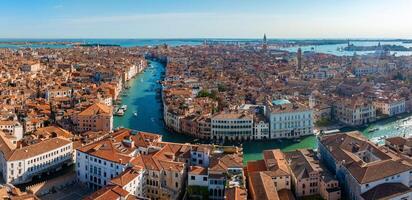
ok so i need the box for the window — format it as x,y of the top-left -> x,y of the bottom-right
203,177 -> 207,181
191,176 -> 195,180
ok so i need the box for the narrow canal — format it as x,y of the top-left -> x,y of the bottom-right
115,61 -> 412,162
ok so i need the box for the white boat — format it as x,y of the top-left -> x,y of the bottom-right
368,128 -> 379,133
133,112 -> 138,117
120,105 -> 128,111
115,109 -> 125,116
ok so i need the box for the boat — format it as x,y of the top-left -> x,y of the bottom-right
368,128 -> 379,133
120,105 -> 128,111
133,112 -> 138,117
114,109 -> 125,116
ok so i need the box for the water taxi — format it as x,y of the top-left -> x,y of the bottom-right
368,128 -> 379,133
114,109 -> 125,116
120,105 -> 128,111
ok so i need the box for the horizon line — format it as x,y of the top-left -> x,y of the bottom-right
0,37 -> 411,41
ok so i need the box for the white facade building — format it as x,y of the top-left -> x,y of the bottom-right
211,112 -> 254,141
253,120 -> 270,140
0,133 -> 73,184
268,100 -> 313,139
111,168 -> 145,198
76,129 -> 162,191
188,166 -> 209,187
76,150 -> 129,190
0,120 -> 23,142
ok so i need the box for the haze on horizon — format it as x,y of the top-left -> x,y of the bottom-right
1,0 -> 412,39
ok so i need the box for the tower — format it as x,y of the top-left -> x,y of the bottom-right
297,48 -> 302,70
262,34 -> 268,51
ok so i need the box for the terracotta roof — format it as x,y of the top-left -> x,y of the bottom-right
385,137 -> 406,146
277,189 -> 295,200
320,132 -> 412,184
1,135 -> 72,161
77,129 -> 161,165
110,167 -> 142,187
0,120 -> 19,126
189,166 -> 208,175
284,149 -> 320,180
248,172 -> 279,200
361,183 -> 412,200
34,126 -> 73,139
209,154 -> 243,172
78,103 -> 112,116
84,185 -> 130,200
225,187 -> 247,200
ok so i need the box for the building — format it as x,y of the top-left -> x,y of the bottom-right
333,99 -> 376,126
385,136 -> 412,156
21,62 -> 44,72
318,131 -> 412,200
76,129 -> 161,191
246,149 -> 293,200
0,120 -> 24,143
225,187 -> 247,200
0,131 -> 73,184
71,103 -> 113,133
211,112 -> 254,141
77,129 -> 191,199
110,167 -> 145,198
248,172 -> 279,200
262,34 -> 268,51
284,149 -> 341,200
353,65 -> 388,77
45,86 -> 73,101
373,97 -> 406,116
208,152 -> 245,200
246,149 -> 291,191
297,48 -> 302,69
84,185 -> 138,200
268,100 -> 313,139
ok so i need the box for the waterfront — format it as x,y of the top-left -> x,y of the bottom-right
113,61 -> 192,143
114,60 -> 412,162
3,38 -> 412,56
281,40 -> 412,56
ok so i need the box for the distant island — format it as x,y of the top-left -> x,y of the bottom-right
0,41 -> 77,45
344,44 -> 412,51
75,43 -> 121,47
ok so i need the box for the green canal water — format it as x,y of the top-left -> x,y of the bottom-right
115,61 -> 412,162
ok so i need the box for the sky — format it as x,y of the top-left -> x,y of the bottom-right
1,0 -> 412,39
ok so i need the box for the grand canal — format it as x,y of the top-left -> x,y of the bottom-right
114,61 -> 412,162
12,38 -> 409,162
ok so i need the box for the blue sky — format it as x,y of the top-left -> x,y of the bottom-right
1,0 -> 411,38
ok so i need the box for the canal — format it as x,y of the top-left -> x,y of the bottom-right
115,61 -> 412,162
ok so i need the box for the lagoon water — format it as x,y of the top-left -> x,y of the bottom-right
281,40 -> 412,56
